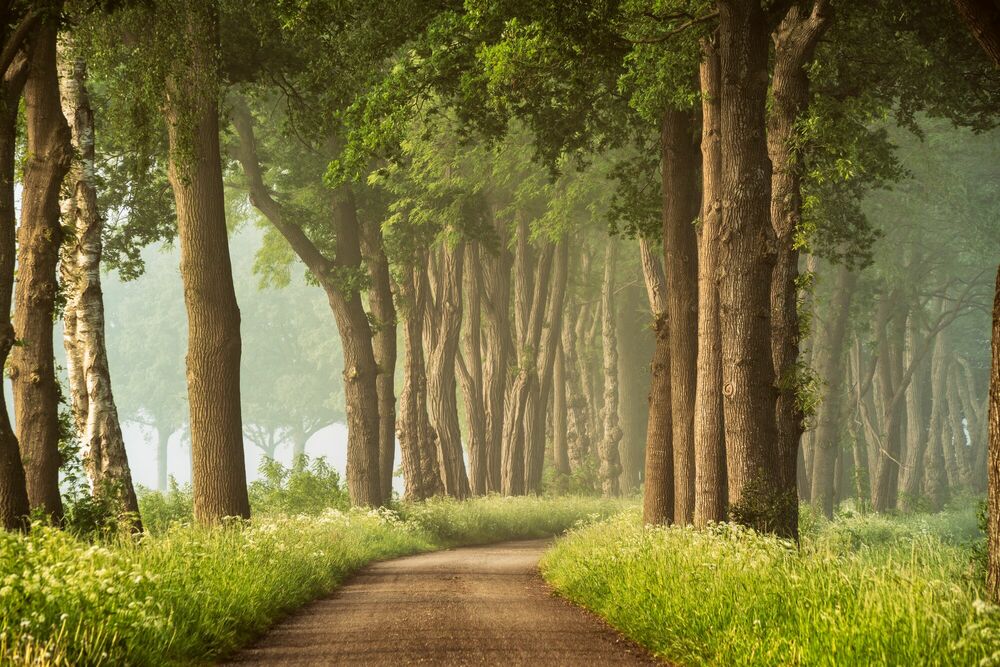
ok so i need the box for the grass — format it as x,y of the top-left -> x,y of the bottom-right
0,493 -> 625,666
541,502 -> 1000,666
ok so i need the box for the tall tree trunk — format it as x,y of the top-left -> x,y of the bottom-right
899,314 -> 931,510
986,265 -> 999,603
640,238 -> 673,522
458,243 -> 488,495
480,218 -> 513,493
563,307 -> 592,476
946,369 -> 975,489
952,0 -> 1000,66
767,0 -> 830,537
809,264 -> 856,517
501,225 -> 553,495
0,52 -> 29,530
397,264 -> 441,499
618,280 -> 651,494
870,301 -> 907,512
57,48 -> 141,529
11,16 -> 72,520
661,108 -> 700,524
694,41 -> 726,526
231,101 -> 381,507
716,0 -> 783,534
164,6 -> 250,522
921,333 -> 951,511
553,340 -> 570,478
360,220 -> 397,503
599,243 -> 622,497
525,240 -> 568,493
426,243 -> 470,498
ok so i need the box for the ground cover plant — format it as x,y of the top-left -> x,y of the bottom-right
0,461 -> 624,666
541,504 -> 1000,666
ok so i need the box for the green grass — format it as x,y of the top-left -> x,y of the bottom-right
541,504 -> 1000,666
0,494 -> 624,666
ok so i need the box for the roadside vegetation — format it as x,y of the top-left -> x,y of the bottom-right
542,503 -> 1000,666
0,458 -> 624,666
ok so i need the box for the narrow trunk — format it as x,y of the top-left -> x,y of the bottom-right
164,6 -> 249,522
767,0 -> 830,537
480,219 -> 513,492
599,243 -> 622,497
526,240 -> 568,493
396,264 -> 440,499
360,220 -> 397,503
661,108 -> 700,524
618,280 -> 651,494
809,264 -> 857,517
693,42 -> 727,525
899,315 -> 931,509
921,333 -> 951,511
0,52 -> 29,530
553,340 -> 570,477
562,307 -> 593,475
458,243 -> 488,495
426,243 -> 470,498
716,0 -> 783,534
946,370 -> 975,489
640,238 -> 673,523
58,48 -> 141,528
986,265 -> 999,603
501,227 -> 553,495
11,17 -> 72,520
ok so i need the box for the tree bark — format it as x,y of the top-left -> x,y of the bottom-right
618,280 -> 651,494
480,218 -> 513,493
767,1 -> 830,536
899,314 -> 931,509
640,238 -> 673,523
426,242 -> 470,498
457,243 -> 488,495
360,220 -> 397,503
809,264 -> 856,517
986,265 -> 999,603
0,51 -> 28,530
693,41 -> 726,526
57,47 -> 141,529
563,306 -> 593,475
396,263 -> 441,499
164,6 -> 251,523
11,16 -> 72,520
661,108 -> 700,524
599,243 -> 622,497
952,0 -> 1000,67
501,224 -> 553,495
921,333 -> 950,511
716,0 -> 783,534
553,339 -> 570,478
525,240 -> 568,493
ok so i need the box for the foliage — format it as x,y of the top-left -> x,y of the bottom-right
542,505 -> 994,666
0,496 -> 623,665
248,456 -> 350,516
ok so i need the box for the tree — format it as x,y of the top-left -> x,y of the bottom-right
11,6 -> 72,520
162,2 -> 250,522
57,43 -> 141,529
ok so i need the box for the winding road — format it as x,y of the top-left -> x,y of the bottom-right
224,539 -> 660,666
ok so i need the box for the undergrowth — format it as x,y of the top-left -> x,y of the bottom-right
0,456 -> 624,666
541,503 -> 999,666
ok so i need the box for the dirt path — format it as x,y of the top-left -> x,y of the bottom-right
223,539 -> 660,666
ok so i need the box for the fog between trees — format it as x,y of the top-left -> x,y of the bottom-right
0,0 -> 997,605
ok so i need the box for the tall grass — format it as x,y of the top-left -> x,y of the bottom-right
541,505 -> 1000,666
0,495 -> 623,666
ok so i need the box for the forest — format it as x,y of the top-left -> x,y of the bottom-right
0,0 -> 998,665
